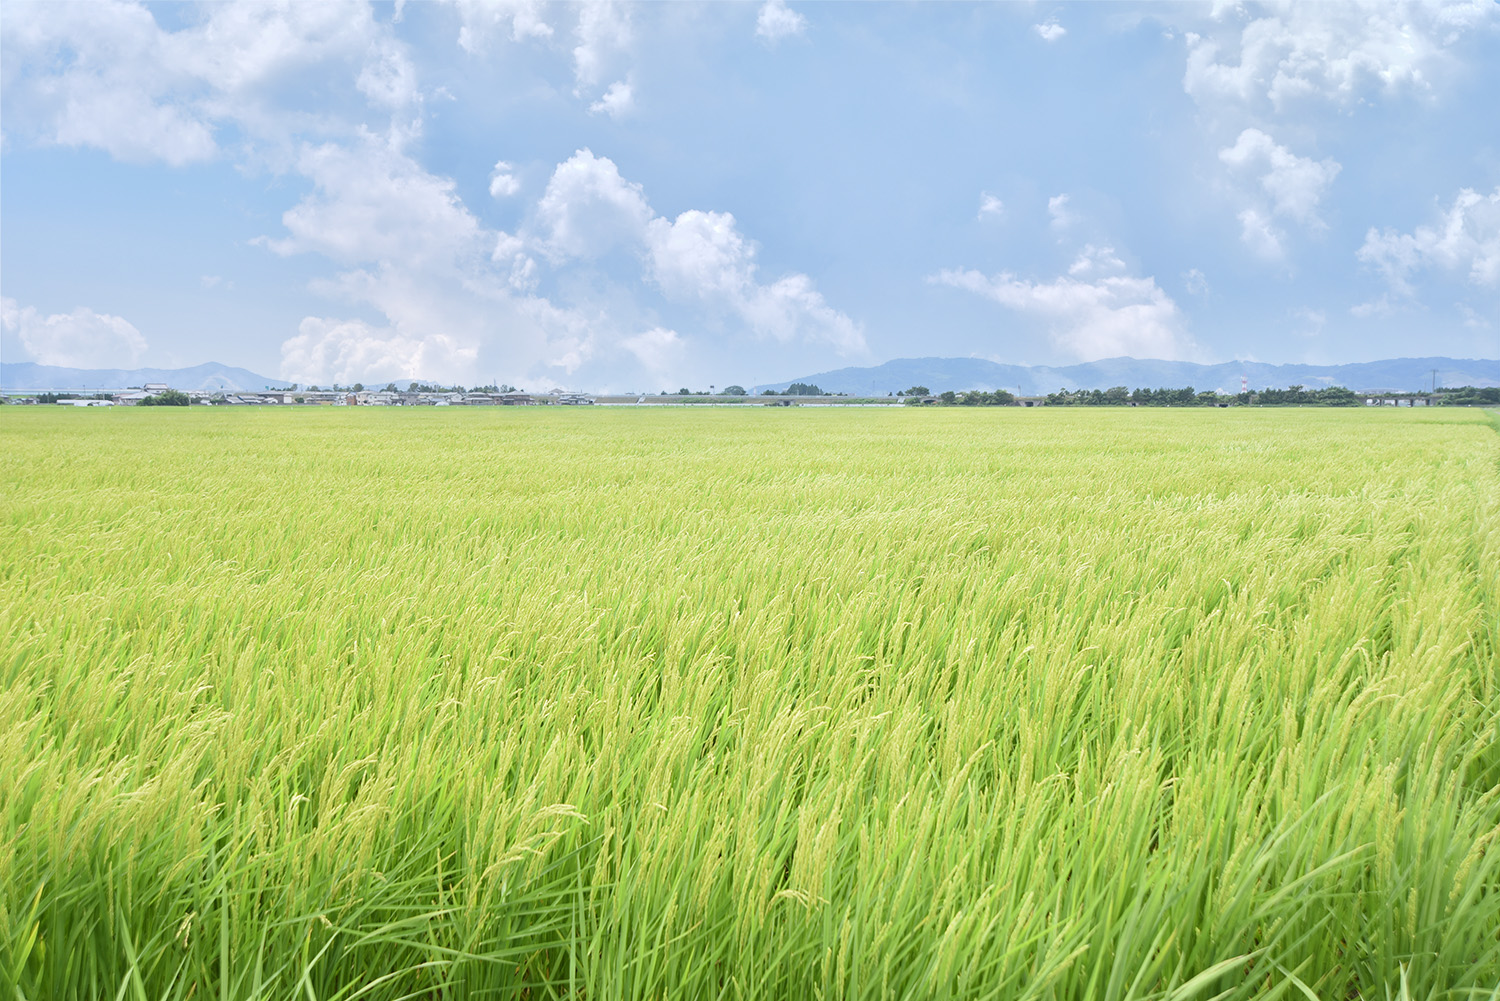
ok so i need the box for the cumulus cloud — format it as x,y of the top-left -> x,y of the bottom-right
1356,186 -> 1500,298
532,151 -> 863,353
1219,128 -> 1340,227
645,209 -> 864,353
280,316 -> 477,385
589,80 -> 634,118
1182,268 -> 1210,295
757,0 -> 807,43
535,148 -> 654,260
1034,21 -> 1066,43
623,327 -> 685,374
930,268 -> 1192,361
453,0 -> 553,52
1068,244 -> 1125,277
260,134 -> 485,269
491,231 -> 539,290
573,2 -> 632,91
2,297 -> 148,368
978,193 -> 1004,220
489,160 -> 521,198
1181,2 -> 1498,111
0,1 -> 416,164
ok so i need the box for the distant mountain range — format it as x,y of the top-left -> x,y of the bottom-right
1,362 -> 291,392
6,356 -> 1497,396
753,356 -> 1500,396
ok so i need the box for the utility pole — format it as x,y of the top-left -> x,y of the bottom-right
1431,369 -> 1438,395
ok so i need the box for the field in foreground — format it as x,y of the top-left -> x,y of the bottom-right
1,406 -> 1497,1000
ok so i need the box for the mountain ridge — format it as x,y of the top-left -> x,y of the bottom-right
1,362 -> 292,392
752,356 -> 1500,396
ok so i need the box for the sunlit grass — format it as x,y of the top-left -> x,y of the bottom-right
2,406 -> 1497,999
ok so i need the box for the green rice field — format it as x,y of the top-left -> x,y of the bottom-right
2,406 -> 1497,1000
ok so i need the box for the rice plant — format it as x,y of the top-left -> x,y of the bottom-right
2,406 -> 1496,1000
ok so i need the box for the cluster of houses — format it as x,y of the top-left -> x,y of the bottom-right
195,389 -> 559,406
10,384 -> 599,407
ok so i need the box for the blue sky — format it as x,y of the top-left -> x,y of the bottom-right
2,1 -> 1497,391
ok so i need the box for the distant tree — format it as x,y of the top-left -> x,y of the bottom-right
949,389 -> 1016,407
308,385 -> 321,392
939,391 -> 957,405
384,383 -> 398,393
352,383 -> 364,392
1437,386 -> 1500,405
904,385 -> 930,397
38,393 -> 60,404
761,389 -> 778,396
140,389 -> 190,407
1105,386 -> 1129,404
722,385 -> 747,395
678,388 -> 693,395
1319,386 -> 1360,406
786,382 -> 823,396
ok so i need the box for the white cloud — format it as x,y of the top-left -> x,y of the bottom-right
931,268 -> 1192,361
1048,194 -> 1075,230
1356,186 -> 1500,297
1034,21 -> 1067,43
1,2 -> 420,165
356,36 -> 419,110
1068,244 -> 1125,277
589,80 -> 635,118
280,316 -> 477,385
492,231 -> 526,262
535,148 -> 654,260
453,0 -> 553,53
489,160 -> 521,198
533,157 -> 863,354
1182,268 -> 1210,295
757,0 -> 807,43
1236,208 -> 1284,260
645,209 -> 864,353
261,134 -> 484,269
2,297 -> 148,368
1219,128 -> 1340,228
978,193 -> 1004,220
573,2 -> 632,91
1349,296 -> 1392,319
1181,3 -> 1498,111
645,210 -> 753,301
623,327 -> 685,373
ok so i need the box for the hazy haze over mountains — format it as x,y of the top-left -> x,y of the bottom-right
6,357 -> 1496,396
1,362 -> 291,392
753,357 -> 1500,396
